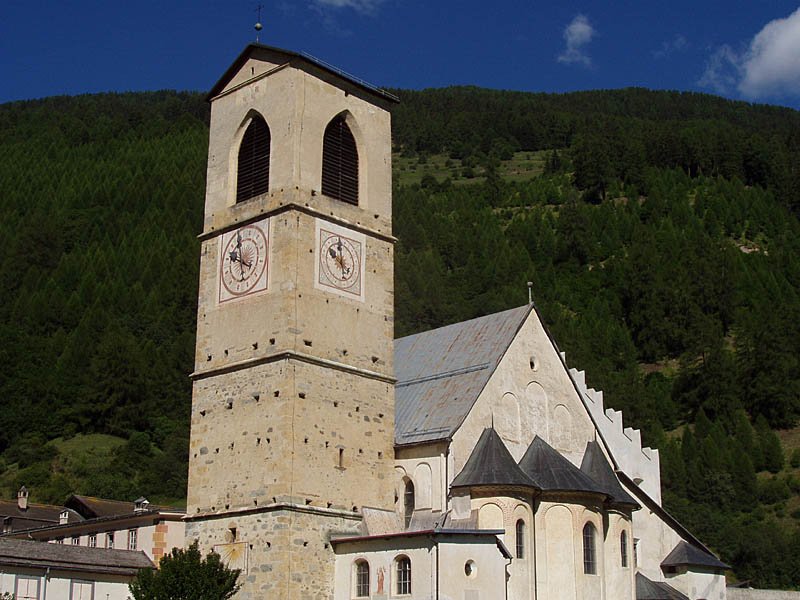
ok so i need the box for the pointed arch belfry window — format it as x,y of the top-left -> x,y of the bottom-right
236,115 -> 270,203
322,115 -> 359,205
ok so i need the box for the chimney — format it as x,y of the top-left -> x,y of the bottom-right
17,486 -> 28,511
134,497 -> 150,513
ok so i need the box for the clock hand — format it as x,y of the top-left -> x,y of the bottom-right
335,238 -> 347,278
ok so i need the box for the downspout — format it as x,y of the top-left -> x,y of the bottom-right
531,497 -> 538,600
444,445 -> 450,512
42,566 -> 50,600
505,553 -> 512,600
434,534 -> 440,600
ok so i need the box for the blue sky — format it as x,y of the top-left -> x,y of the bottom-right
2,1 -> 800,109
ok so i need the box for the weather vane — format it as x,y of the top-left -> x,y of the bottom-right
254,3 -> 264,43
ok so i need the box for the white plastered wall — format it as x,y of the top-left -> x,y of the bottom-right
333,535 -> 508,600
535,500 -> 608,600
0,568 -> 135,600
603,512 -> 635,600
451,309 -> 597,478
395,442 -> 448,514
665,567 -> 727,600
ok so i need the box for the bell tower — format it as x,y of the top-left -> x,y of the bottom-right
185,44 -> 397,599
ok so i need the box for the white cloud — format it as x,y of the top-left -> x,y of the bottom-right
654,34 -> 688,59
699,8 -> 800,100
312,0 -> 386,14
738,7 -> 800,98
698,45 -> 742,94
558,14 -> 595,67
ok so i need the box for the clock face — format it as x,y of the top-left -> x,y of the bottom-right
218,218 -> 269,303
315,220 -> 366,301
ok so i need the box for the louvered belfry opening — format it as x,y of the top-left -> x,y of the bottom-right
322,115 -> 359,205
236,115 -> 270,203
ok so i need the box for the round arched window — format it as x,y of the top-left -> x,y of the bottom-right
583,523 -> 597,575
515,519 -> 526,559
395,555 -> 411,595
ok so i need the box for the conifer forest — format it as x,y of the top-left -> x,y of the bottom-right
1,87 -> 800,587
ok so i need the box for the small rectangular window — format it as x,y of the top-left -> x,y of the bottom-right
71,580 -> 94,600
72,535 -> 80,545
88,533 -> 97,548
15,575 -> 40,600
128,528 -> 138,550
106,532 -> 115,549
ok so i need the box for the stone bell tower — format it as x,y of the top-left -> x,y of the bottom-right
185,44 -> 397,599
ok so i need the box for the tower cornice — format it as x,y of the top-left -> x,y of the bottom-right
198,199 -> 396,244
190,349 -> 396,384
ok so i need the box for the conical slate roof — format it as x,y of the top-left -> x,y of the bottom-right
635,573 -> 689,600
661,541 -> 730,570
580,441 -> 639,508
518,436 -> 606,496
451,428 -> 540,489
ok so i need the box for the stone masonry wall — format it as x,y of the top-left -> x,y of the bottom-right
187,359 -> 395,513
186,506 -> 361,600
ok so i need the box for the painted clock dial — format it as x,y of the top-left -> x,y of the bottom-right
315,220 -> 366,301
218,218 -> 269,303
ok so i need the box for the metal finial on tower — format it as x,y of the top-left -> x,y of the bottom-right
527,281 -> 533,305
254,3 -> 264,43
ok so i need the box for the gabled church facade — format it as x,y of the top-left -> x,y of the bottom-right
187,43 -> 728,600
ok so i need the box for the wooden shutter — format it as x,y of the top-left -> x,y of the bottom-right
236,116 -> 270,203
322,116 -> 359,205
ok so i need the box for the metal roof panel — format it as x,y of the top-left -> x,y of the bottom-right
394,305 -> 531,445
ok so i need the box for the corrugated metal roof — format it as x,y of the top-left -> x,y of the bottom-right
0,538 -> 154,575
65,495 -> 183,519
394,305 -> 532,446
0,500 -> 71,523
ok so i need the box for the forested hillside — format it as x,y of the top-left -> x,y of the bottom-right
1,88 -> 799,587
